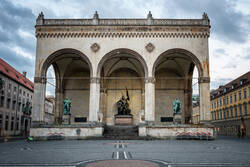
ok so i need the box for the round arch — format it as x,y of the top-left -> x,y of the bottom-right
152,48 -> 203,78
97,48 -> 148,78
41,48 -> 93,78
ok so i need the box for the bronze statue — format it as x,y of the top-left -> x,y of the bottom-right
116,88 -> 131,115
23,101 -> 32,115
173,98 -> 181,115
63,98 -> 71,115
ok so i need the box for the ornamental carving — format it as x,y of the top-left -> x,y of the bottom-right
145,77 -> 155,83
145,43 -> 155,53
91,43 -> 100,52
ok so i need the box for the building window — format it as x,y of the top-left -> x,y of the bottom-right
223,109 -> 226,119
0,114 -> 2,129
230,107 -> 233,118
16,117 -> 19,130
220,98 -> 222,107
239,104 -> 242,117
19,89 -> 22,94
12,101 -> 16,110
234,93 -> 237,102
217,100 -> 219,108
8,83 -> 11,91
7,99 -> 10,109
227,109 -> 229,118
23,91 -> 25,96
5,115 -> 9,131
243,89 -> 247,99
248,87 -> 250,98
0,97 -> 4,107
217,110 -> 219,120
14,86 -> 16,93
230,94 -> 232,104
18,103 -> 21,112
234,105 -> 237,118
11,116 -> 14,131
223,98 -> 225,106
244,103 -> 247,116
238,91 -> 242,101
220,110 -> 222,119
226,96 -> 228,105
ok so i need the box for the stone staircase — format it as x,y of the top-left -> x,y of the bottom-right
103,125 -> 140,140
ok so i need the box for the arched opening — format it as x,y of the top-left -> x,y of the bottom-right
41,48 -> 92,124
98,49 -> 147,125
153,49 -> 203,124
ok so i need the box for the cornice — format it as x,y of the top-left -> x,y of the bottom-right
36,32 -> 210,38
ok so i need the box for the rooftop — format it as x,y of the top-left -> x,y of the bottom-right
36,11 -> 210,27
0,58 -> 34,91
211,71 -> 250,99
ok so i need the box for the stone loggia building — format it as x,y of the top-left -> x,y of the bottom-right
31,12 -> 213,139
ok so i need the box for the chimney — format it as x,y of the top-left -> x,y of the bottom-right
22,71 -> 27,77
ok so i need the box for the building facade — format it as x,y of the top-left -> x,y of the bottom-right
0,58 -> 33,137
0,58 -> 55,137
44,96 -> 55,125
210,71 -> 250,136
31,12 -> 213,138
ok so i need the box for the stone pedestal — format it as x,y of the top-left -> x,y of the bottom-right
115,115 -> 133,125
174,113 -> 181,124
62,115 -> 71,125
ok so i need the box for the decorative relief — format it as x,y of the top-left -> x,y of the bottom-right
145,77 -> 155,83
91,43 -> 100,52
198,77 -> 210,83
34,77 -> 47,84
145,43 -> 155,53
90,77 -> 101,84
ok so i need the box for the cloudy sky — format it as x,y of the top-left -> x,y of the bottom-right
0,0 -> 250,96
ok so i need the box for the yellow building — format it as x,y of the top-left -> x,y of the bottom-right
210,71 -> 250,136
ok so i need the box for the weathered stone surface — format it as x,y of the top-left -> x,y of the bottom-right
115,115 -> 133,125
30,126 -> 104,139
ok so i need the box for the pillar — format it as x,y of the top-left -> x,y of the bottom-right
199,77 -> 211,122
32,77 -> 46,126
144,77 -> 155,123
55,87 -> 63,124
89,77 -> 100,123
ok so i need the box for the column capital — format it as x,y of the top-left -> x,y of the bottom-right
90,77 -> 100,84
198,77 -> 210,83
145,77 -> 155,83
34,76 -> 47,84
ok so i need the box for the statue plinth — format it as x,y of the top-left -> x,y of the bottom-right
173,113 -> 181,124
62,114 -> 71,125
115,115 -> 133,125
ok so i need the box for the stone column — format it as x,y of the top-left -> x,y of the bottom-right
55,87 -> 63,124
32,77 -> 46,126
144,77 -> 155,123
99,88 -> 107,122
89,77 -> 100,123
199,77 -> 211,123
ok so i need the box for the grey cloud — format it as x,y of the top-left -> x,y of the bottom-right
0,0 -> 36,77
0,45 -> 34,72
211,78 -> 233,89
214,48 -> 226,54
172,0 -> 249,43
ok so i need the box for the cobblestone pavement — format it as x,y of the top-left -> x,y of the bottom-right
0,137 -> 250,167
